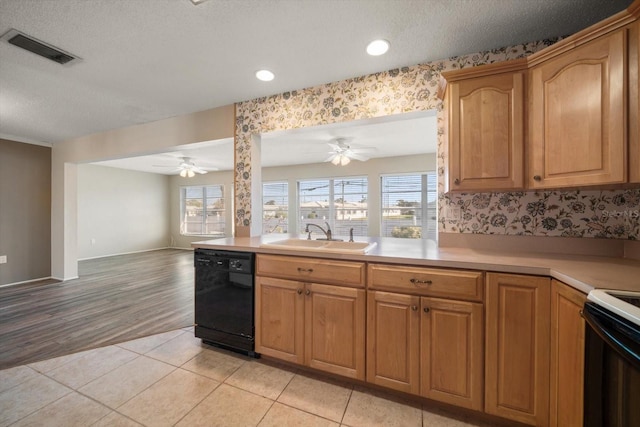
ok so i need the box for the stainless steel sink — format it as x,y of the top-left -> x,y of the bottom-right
260,238 -> 377,254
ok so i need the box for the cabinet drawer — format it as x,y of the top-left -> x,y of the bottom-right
367,264 -> 483,301
256,254 -> 365,287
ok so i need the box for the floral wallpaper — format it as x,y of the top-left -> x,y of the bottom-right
235,38 -> 640,240
441,189 -> 639,239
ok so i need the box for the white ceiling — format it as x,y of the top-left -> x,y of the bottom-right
0,0 -> 632,146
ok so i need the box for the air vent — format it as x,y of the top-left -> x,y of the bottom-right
1,29 -> 79,65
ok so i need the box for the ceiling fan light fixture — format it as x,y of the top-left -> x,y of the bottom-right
331,154 -> 351,166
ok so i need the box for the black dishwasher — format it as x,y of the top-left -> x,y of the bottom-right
194,249 -> 258,357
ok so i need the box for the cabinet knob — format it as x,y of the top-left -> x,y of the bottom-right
297,267 -> 313,273
410,278 -> 433,285
297,288 -> 303,295
454,178 -> 460,185
305,289 -> 311,296
533,175 -> 542,182
423,307 -> 430,313
411,305 -> 418,311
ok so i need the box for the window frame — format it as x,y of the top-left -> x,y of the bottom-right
262,180 -> 289,234
179,184 -> 225,237
297,176 -> 369,237
380,171 -> 437,240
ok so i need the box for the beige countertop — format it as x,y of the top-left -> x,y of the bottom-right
192,235 -> 640,294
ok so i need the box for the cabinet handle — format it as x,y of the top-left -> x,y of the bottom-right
411,305 -> 418,311
454,178 -> 460,185
305,289 -> 311,296
297,267 -> 313,273
410,278 -> 433,285
533,175 -> 542,182
297,288 -> 303,295
423,307 -> 430,313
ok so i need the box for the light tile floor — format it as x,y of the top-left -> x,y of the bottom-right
0,327 -> 489,427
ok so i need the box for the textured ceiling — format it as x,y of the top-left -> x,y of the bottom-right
0,0 -> 633,146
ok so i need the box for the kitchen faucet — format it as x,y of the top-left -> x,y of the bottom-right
305,222 -> 333,240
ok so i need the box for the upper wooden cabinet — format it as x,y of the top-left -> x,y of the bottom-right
441,2 -> 640,191
528,29 -> 627,188
443,63 -> 526,192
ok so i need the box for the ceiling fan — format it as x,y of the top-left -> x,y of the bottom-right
153,156 -> 214,177
325,138 -> 375,166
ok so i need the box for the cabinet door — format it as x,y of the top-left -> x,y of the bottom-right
549,280 -> 586,427
305,283 -> 366,380
529,30 -> 626,188
421,297 -> 483,411
448,72 -> 524,191
366,291 -> 420,394
255,276 -> 304,364
630,22 -> 640,183
485,273 -> 551,426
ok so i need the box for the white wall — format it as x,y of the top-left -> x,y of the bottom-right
52,104 -> 234,279
77,164 -> 170,259
168,170 -> 235,249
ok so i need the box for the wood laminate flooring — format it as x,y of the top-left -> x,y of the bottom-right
0,249 -> 194,370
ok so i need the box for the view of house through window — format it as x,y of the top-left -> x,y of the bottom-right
263,181 -> 289,233
298,177 -> 368,237
381,173 -> 437,240
180,185 -> 225,236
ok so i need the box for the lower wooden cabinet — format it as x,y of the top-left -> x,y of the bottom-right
255,275 -> 366,380
549,279 -> 586,427
366,291 -> 420,394
485,273 -> 551,426
367,291 -> 484,410
255,276 -> 304,364
421,297 -> 483,411
305,283 -> 366,379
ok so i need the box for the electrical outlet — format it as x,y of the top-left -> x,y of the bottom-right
0,255 -> 7,264
444,206 -> 461,221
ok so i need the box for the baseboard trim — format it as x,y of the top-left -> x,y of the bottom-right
0,276 -> 57,288
78,247 -> 173,261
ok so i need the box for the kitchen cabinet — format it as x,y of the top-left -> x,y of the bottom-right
367,264 -> 484,410
485,272 -> 551,426
528,29 -> 626,189
627,0 -> 640,184
255,276 -> 304,364
442,61 -> 526,192
549,279 -> 586,427
367,290 -> 420,394
420,296 -> 483,411
255,254 -> 366,380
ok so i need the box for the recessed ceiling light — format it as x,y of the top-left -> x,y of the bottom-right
256,69 -> 275,82
366,39 -> 390,56
189,0 -> 210,5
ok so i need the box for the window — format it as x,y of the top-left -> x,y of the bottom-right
381,173 -> 437,240
263,181 -> 288,233
299,177 -> 368,237
180,185 -> 225,236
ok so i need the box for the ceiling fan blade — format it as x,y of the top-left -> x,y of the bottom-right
324,154 -> 338,163
351,147 -> 377,154
348,152 -> 370,162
